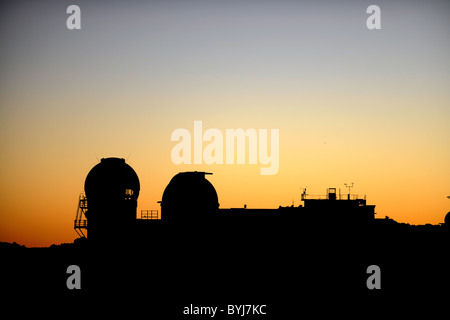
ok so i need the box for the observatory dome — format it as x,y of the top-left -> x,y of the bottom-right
83,157 -> 140,241
161,171 -> 219,221
84,157 -> 140,201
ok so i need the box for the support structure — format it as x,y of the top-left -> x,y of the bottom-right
74,193 -> 88,238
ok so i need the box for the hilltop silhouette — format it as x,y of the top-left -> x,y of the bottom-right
1,158 -> 448,316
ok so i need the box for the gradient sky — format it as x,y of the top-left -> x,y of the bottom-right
1,0 -> 449,247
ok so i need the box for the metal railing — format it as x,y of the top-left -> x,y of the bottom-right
74,220 -> 87,228
301,194 -> 328,200
139,210 -> 160,220
301,194 -> 366,200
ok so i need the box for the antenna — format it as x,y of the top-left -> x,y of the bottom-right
344,182 -> 354,200
301,186 -> 308,200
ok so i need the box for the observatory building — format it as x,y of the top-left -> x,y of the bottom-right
300,187 -> 375,225
160,171 -> 219,224
75,157 -> 140,243
75,158 -> 382,242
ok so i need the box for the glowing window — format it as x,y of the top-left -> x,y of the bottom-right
125,189 -> 134,199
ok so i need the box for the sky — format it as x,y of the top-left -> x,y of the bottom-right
0,0 -> 449,247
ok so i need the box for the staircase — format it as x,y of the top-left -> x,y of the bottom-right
74,193 -> 88,237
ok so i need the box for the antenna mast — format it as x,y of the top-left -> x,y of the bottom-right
344,182 -> 354,200
301,186 -> 308,200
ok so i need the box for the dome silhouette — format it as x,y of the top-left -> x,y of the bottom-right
445,212 -> 450,225
84,157 -> 140,228
85,157 -> 140,202
160,171 -> 219,222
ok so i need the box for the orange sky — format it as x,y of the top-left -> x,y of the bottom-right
1,1 -> 449,247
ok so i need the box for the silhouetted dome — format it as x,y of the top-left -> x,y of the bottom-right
84,157 -> 140,201
161,171 -> 219,221
445,212 -> 450,225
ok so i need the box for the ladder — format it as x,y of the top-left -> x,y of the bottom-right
74,193 -> 88,237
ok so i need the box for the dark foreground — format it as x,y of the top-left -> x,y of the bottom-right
1,223 -> 449,317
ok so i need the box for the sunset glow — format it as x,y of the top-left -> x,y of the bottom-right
1,0 -> 449,247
